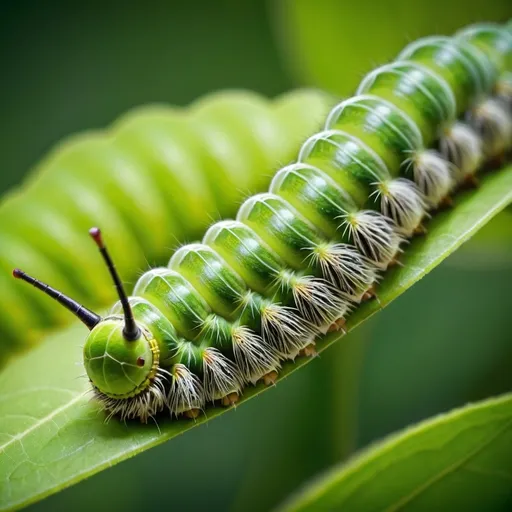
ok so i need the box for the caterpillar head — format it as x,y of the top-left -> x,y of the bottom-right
83,316 -> 159,399
13,227 -> 165,421
83,227 -> 161,399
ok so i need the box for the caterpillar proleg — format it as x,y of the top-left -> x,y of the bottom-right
13,21 -> 512,421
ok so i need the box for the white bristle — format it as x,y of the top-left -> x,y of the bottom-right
167,364 -> 205,417
312,243 -> 377,301
373,178 -> 426,236
468,98 -> 512,158
292,276 -> 350,327
340,210 -> 402,268
403,149 -> 454,206
439,121 -> 483,181
202,347 -> 242,401
232,325 -> 280,384
261,303 -> 316,357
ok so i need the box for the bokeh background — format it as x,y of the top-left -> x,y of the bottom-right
1,1 -> 511,511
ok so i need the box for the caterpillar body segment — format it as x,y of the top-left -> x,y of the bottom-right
397,36 -> 493,113
325,95 -> 424,173
133,268 -> 211,341
13,22 -> 512,421
299,128 -> 426,236
456,23 -> 512,71
323,95 -> 432,226
203,220 -> 348,330
357,62 -> 457,144
398,29 -> 511,175
170,244 -> 315,355
269,164 -> 401,269
357,60 -> 470,199
397,37 -> 490,182
169,244 -> 249,321
237,193 -> 377,300
1,89 -> 333,352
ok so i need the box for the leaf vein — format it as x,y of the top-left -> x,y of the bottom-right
0,392 -> 87,454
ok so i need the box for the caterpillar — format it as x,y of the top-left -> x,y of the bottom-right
13,22 -> 512,422
0,89 -> 333,356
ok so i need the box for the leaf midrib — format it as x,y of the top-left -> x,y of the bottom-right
0,392 -> 86,453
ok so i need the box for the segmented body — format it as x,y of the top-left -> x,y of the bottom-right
0,90 -> 333,352
15,22 -> 512,421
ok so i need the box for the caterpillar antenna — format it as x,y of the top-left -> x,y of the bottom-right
89,227 -> 140,341
12,269 -> 101,330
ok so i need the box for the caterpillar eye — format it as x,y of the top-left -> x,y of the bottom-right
136,357 -> 145,367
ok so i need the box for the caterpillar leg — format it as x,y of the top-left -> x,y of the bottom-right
437,195 -> 454,209
461,173 -> 480,189
361,284 -> 379,302
262,370 -> 279,386
327,316 -> 347,333
413,223 -> 428,236
298,343 -> 318,358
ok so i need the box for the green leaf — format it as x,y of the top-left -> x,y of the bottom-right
277,393 -> 512,512
1,166 -> 511,511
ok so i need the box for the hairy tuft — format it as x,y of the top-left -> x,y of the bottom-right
95,368 -> 169,423
340,210 -> 402,268
167,364 -> 204,417
261,303 -> 316,358
403,150 -> 454,206
232,326 -> 281,384
202,347 -> 242,401
468,98 -> 512,158
373,178 -> 426,236
440,121 -> 482,180
311,243 -> 377,301
292,276 -> 349,327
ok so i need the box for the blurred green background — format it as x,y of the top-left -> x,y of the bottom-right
1,1 -> 511,511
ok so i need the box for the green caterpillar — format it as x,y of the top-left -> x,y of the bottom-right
14,22 -> 511,422
0,89 -> 332,355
